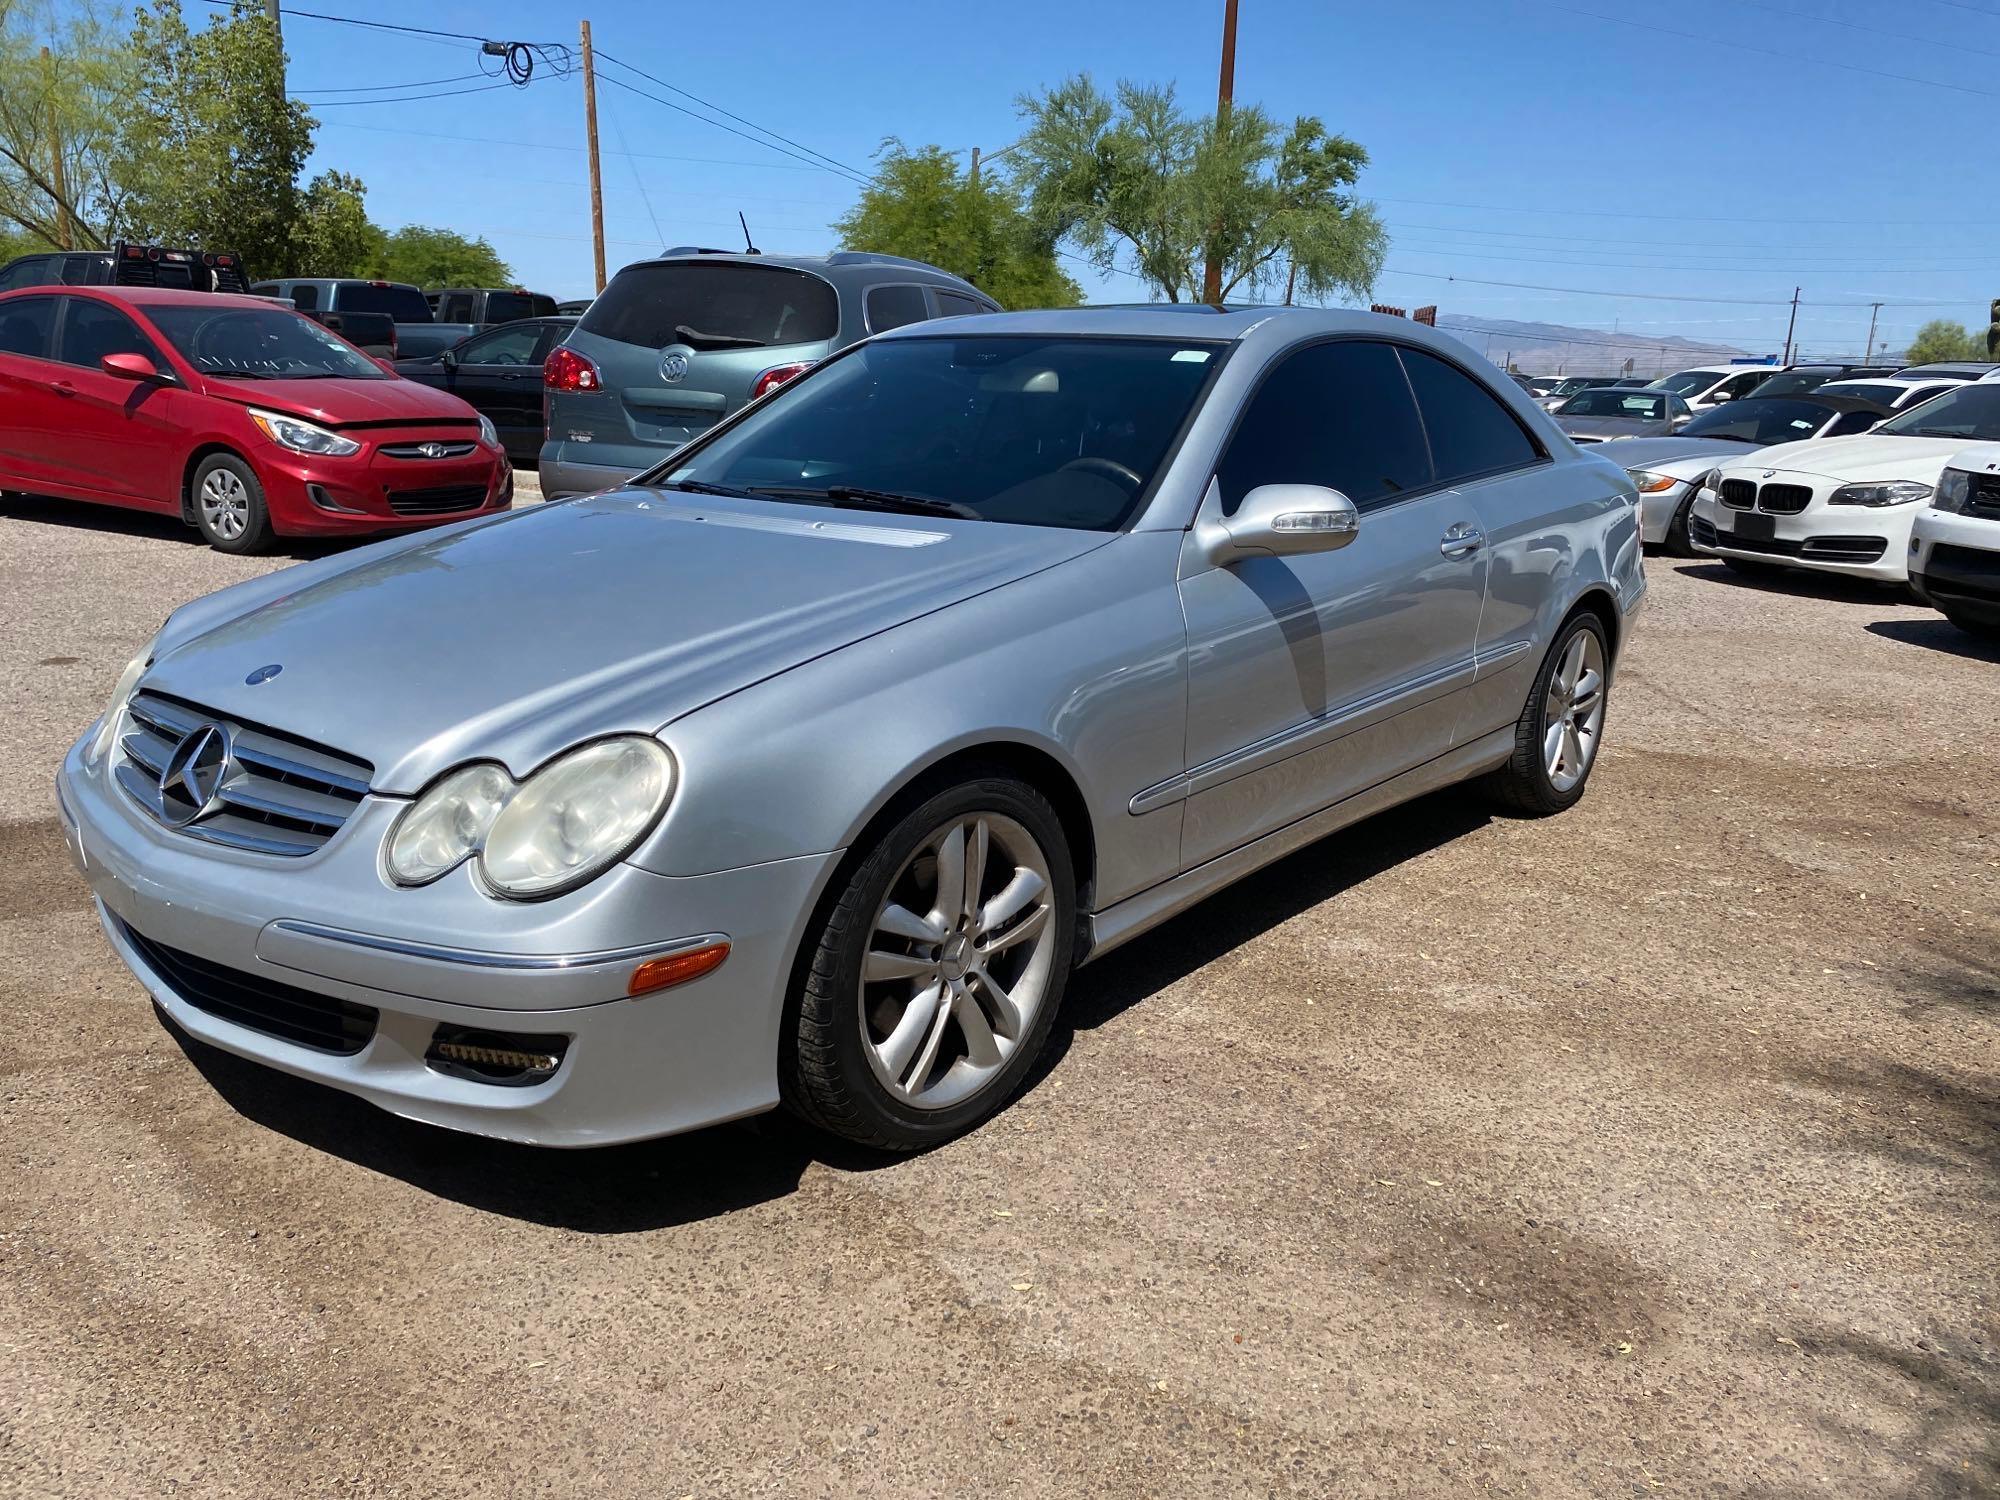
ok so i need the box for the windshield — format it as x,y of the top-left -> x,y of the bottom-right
1647,369 -> 1718,396
654,335 -> 1224,530
336,283 -> 431,321
1561,390 -> 1667,419
1739,371 -> 1824,398
1820,382 -> 1912,407
1876,382 -> 2000,440
146,304 -> 386,380
1681,398 -> 1847,444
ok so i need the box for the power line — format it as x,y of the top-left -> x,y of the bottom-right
294,72 -> 486,94
594,73 -> 873,187
315,119 -> 847,173
1539,2 -> 2000,98
311,81 -> 522,107
1727,0 -> 2000,59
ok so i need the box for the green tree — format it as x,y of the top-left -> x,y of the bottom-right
293,169 -> 372,276
1012,74 -> 1386,305
833,142 -> 1079,309
116,0 -> 313,278
1903,318 -> 1979,364
0,0 -> 132,248
369,224 -> 511,288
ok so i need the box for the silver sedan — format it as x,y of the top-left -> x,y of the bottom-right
57,307 -> 1644,1151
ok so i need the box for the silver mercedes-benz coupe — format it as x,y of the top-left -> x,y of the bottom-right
57,306 -> 1644,1150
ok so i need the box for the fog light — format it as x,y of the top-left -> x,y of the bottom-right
426,1026 -> 569,1086
628,940 -> 730,996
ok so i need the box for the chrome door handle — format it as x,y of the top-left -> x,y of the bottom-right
1439,523 -> 1485,558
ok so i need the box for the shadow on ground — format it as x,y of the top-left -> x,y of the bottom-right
163,787 -> 1495,1230
1866,617 -> 2000,663
1,491 -> 372,561
1679,560 -> 1907,607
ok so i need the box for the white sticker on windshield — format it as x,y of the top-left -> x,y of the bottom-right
1171,349 -> 1212,363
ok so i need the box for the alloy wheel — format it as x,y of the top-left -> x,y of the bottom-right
859,812 -> 1057,1111
199,469 -> 250,540
1543,629 -> 1606,793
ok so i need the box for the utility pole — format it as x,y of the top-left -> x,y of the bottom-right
1863,302 -> 1882,364
1781,285 -> 1801,365
968,146 -> 980,186
580,20 -> 607,293
1201,0 -> 1239,306
263,0 -> 283,92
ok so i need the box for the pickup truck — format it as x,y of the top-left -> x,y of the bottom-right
1,241 -> 251,293
247,278 -> 554,360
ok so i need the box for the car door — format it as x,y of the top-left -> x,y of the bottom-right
0,294 -> 65,489
45,296 -> 185,509
1174,338 -> 1490,870
443,321 -> 548,458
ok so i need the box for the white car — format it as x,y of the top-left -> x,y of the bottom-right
1688,380 -> 2000,582
1646,364 -> 1782,413
1910,443 -> 2000,639
1816,376 -> 1963,411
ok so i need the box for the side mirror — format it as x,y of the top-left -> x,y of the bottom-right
1706,390 -> 1732,403
100,352 -> 163,381
439,348 -> 459,372
1198,483 -> 1359,567
375,356 -> 399,376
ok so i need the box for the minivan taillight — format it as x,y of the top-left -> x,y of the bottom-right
751,362 -> 810,400
544,346 -> 602,392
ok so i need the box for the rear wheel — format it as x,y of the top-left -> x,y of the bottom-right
1483,612 -> 1610,817
191,454 -> 273,554
785,778 -> 1074,1151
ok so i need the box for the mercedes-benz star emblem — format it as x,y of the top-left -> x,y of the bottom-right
158,725 -> 231,826
659,350 -> 689,384
418,442 -> 448,459
244,663 -> 282,685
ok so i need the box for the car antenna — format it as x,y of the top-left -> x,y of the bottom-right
738,212 -> 761,256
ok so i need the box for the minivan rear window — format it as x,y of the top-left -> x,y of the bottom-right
581,263 -> 838,351
337,283 -> 432,321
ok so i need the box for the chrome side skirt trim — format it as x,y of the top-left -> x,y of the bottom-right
1089,726 -> 1516,963
1474,638 -> 1533,672
1127,656 -> 1477,815
266,920 -> 727,972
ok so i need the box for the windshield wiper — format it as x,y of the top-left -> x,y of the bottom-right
674,323 -> 765,350
751,485 -> 981,520
204,367 -> 276,379
659,478 -> 763,498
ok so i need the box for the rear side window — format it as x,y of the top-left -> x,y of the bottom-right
484,292 -> 539,323
1216,339 -> 1431,514
581,263 -> 837,351
337,283 -> 432,321
934,290 -> 990,317
1398,347 -> 1540,484
440,291 -> 475,322
290,284 -> 319,310
58,298 -> 164,368
60,255 -> 101,285
865,284 -> 929,333
0,295 -> 58,357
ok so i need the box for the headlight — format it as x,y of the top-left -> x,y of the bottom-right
482,738 -> 675,898
477,413 -> 500,449
385,763 -> 512,885
1932,469 -> 1972,513
90,647 -> 151,760
385,737 -> 675,898
1628,469 -> 1680,494
1829,480 -> 1932,508
249,408 -> 361,457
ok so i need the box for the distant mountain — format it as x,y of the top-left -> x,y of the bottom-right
1434,314 -> 1755,378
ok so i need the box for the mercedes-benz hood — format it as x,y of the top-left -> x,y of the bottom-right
142,489 -> 1108,792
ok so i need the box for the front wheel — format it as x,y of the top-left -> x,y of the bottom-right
1941,606 -> 2000,643
191,453 -> 273,554
1663,495 -> 1696,557
784,778 -> 1075,1151
1483,613 -> 1610,817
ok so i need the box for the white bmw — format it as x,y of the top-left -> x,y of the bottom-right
1689,381 -> 2000,583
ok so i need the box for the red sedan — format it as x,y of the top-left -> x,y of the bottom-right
0,286 -> 511,552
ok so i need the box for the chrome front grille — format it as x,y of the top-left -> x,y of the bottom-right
381,441 -> 478,459
114,691 -> 373,856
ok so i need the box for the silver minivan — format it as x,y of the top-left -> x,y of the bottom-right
538,249 -> 1000,497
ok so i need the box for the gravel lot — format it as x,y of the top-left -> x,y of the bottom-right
2,486 -> 1994,1499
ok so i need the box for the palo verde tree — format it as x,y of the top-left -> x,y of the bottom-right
833,142 -> 1079,309
0,0 -> 131,249
1012,74 -> 1386,305
116,0 -> 313,277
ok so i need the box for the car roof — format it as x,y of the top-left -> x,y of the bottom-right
2,285 -> 277,309
1895,362 -> 1997,376
622,249 -> 988,297
871,303 -> 1441,343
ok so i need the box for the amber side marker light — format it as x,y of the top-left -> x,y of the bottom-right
628,941 -> 730,997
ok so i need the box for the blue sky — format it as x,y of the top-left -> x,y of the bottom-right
284,0 -> 2000,359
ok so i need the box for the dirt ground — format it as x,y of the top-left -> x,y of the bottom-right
2,486 -> 1994,1499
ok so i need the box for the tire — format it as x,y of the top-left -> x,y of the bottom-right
1483,611 -> 1611,817
784,777 -> 1076,1151
1722,556 -> 1783,579
1663,495 -> 1696,558
191,453 -> 273,554
1941,606 -> 2000,642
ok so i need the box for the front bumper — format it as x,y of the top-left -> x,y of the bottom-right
261,441 -> 513,537
57,732 -> 838,1146
1911,509 -> 2000,623
1689,479 -> 1921,582
1638,480 -> 1691,545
